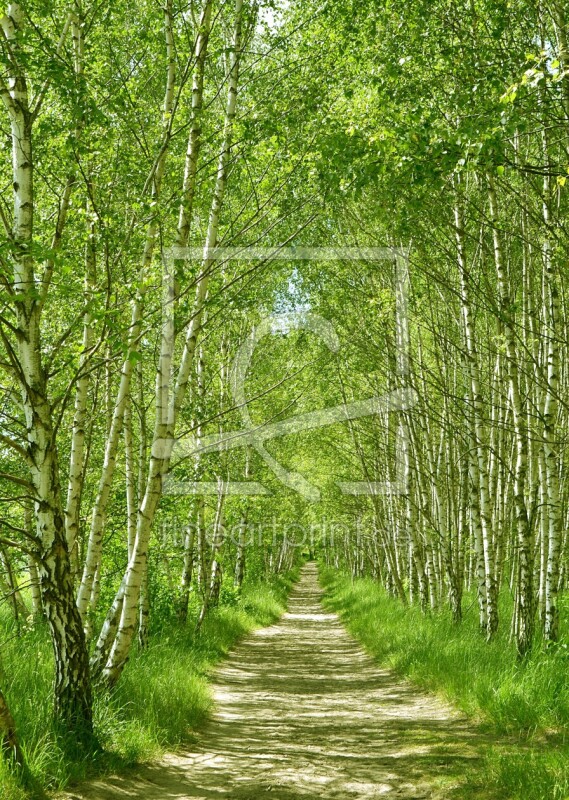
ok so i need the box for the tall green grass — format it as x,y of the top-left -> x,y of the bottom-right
0,570 -> 296,800
320,566 -> 569,800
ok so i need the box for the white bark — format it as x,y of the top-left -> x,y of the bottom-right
541,140 -> 562,643
488,174 -> 534,656
0,2 -> 92,732
77,0 -> 177,626
454,196 -> 497,637
102,0 -> 245,686
124,393 -> 138,560
65,192 -> 96,577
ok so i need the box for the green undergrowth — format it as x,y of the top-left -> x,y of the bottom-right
320,566 -> 569,800
0,569 -> 297,800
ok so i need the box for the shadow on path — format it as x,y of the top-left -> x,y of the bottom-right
64,564 -> 494,799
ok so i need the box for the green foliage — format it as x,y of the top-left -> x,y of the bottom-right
1,0 -> 568,793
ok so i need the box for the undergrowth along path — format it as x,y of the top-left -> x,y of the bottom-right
64,563 -> 494,799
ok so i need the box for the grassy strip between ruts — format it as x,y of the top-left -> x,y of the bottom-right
0,569 -> 298,800
319,566 -> 569,800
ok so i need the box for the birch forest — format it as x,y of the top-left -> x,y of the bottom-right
1,0 -> 569,798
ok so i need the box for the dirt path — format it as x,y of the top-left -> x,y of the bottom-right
64,564 -> 490,799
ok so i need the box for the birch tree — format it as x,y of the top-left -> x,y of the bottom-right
0,1 -> 92,734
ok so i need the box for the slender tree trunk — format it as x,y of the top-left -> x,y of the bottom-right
455,196 -> 498,637
234,453 -> 250,588
76,0 -> 177,625
138,563 -> 150,649
234,514 -> 248,589
101,0 -> 246,687
125,393 -> 138,561
0,3 -> 92,734
27,555 -> 43,620
541,132 -> 562,643
197,485 -> 226,630
178,520 -> 195,623
488,174 -> 534,656
196,495 -> 207,592
60,6 -> 92,581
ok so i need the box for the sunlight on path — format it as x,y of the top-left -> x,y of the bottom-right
64,564 -> 489,799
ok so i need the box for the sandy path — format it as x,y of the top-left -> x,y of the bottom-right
64,563 -> 488,799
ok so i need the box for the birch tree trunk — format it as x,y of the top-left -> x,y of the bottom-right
175,0 -> 213,250
124,393 -> 138,561
454,196 -> 498,637
89,0 -> 213,650
65,194 -> 97,575
488,174 -> 535,656
0,2 -> 92,734
541,136 -> 562,643
27,555 -> 43,620
197,484 -> 226,629
178,345 -> 206,620
178,520 -> 196,623
77,0 -> 177,626
101,0 -> 246,686
64,13 -> 92,579
138,563 -> 150,649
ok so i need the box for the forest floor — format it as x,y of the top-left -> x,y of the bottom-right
61,563 -> 502,800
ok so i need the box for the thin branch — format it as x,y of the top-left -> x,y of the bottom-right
30,11 -> 74,122
0,535 -> 34,557
0,472 -> 34,491
0,432 -> 30,464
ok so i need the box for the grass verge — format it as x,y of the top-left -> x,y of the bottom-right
0,569 -> 297,800
320,566 -> 569,800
